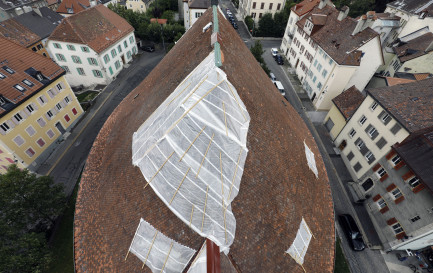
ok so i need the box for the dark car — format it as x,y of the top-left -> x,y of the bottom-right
229,16 -> 235,23
338,214 -> 366,251
275,55 -> 284,65
141,45 -> 155,52
232,22 -> 238,29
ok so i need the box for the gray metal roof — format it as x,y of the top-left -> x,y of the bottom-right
14,9 -> 60,39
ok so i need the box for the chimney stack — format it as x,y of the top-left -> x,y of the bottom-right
352,17 -> 366,35
318,0 -> 330,9
337,6 -> 349,21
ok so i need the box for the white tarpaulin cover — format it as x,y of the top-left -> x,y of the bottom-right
304,141 -> 318,178
132,52 -> 250,252
186,242 -> 207,273
129,219 -> 196,273
286,218 -> 313,265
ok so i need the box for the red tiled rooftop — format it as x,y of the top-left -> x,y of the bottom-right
394,32 -> 433,62
50,5 -> 134,54
74,9 -> 335,272
332,85 -> 364,120
291,0 -> 321,16
385,77 -> 415,86
56,0 -> 90,14
0,18 -> 41,47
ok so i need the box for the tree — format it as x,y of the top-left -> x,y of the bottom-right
257,13 -> 275,37
273,10 -> 289,37
245,16 -> 254,34
161,10 -> 175,24
0,165 -> 66,272
250,40 -> 270,75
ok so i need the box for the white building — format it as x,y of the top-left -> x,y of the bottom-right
280,0 -> 321,56
238,0 -> 285,23
47,4 -> 137,88
183,0 -> 210,30
287,3 -> 383,110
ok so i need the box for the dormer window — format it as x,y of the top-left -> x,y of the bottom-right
0,97 -> 6,105
3,66 -> 14,74
0,72 -> 5,79
22,79 -> 34,87
36,73 -> 43,81
14,84 -> 26,92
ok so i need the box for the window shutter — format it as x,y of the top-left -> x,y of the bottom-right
371,130 -> 379,140
354,137 -> 361,145
386,217 -> 397,225
376,137 -> 387,149
386,150 -> 396,160
7,120 -> 15,128
383,115 -> 392,125
353,162 -> 362,172
0,127 -> 6,135
378,110 -> 385,120
367,154 -> 375,164
364,124 -> 372,134
360,146 -> 369,156
60,100 -> 66,107
391,123 -> 402,134
372,163 -> 381,172
87,58 -> 92,65
11,116 -> 19,125
48,89 -> 54,98
60,82 -> 65,89
32,102 -> 38,110
386,183 -> 397,192
372,194 -> 381,202
20,110 -> 27,118
347,152 -> 354,161
52,107 -> 58,115
45,113 -> 51,120
24,107 -> 31,116
402,170 -> 415,181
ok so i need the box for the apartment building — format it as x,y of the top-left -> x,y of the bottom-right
125,0 -> 153,13
0,36 -> 83,173
0,0 -> 47,22
280,0 -> 321,56
238,0 -> 285,23
183,0 -> 210,30
47,5 -> 137,88
288,3 -> 382,110
335,78 -> 433,183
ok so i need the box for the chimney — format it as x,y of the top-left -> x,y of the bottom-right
90,0 -> 97,7
352,17 -> 365,35
318,0 -> 330,9
337,6 -> 349,21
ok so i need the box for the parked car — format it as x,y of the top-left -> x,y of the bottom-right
141,45 -> 155,52
229,16 -> 235,23
274,81 -> 285,96
271,48 -> 278,57
270,72 -> 276,83
232,22 -> 238,29
275,55 -> 284,65
338,214 -> 366,251
227,9 -> 232,16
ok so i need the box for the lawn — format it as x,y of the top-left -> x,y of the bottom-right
46,179 -> 80,273
334,238 -> 351,273
76,91 -> 99,103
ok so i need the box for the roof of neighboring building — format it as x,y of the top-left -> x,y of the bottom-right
150,18 -> 167,24
0,0 -> 42,11
375,12 -> 401,20
39,7 -> 64,24
56,0 -> 90,14
188,0 -> 210,9
49,5 -> 134,54
367,78 -> 433,133
0,18 -> 41,47
297,5 -> 379,66
291,0 -> 321,16
14,9 -> 62,39
385,77 -> 415,86
0,36 -> 64,116
394,72 -> 433,80
388,0 -> 433,14
74,9 -> 335,273
394,32 -> 433,62
47,0 -> 59,5
394,126 -> 433,191
332,85 -> 364,120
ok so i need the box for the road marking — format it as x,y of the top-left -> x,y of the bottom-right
46,87 -> 115,175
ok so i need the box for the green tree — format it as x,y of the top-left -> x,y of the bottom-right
273,10 -> 289,37
161,10 -> 175,24
250,40 -> 270,75
257,13 -> 275,37
245,15 -> 254,34
333,0 -> 375,17
0,165 -> 66,272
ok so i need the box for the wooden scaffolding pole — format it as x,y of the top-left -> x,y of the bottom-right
201,185 -> 209,232
189,205 -> 194,227
166,82 -> 192,107
170,167 -> 191,204
181,75 -> 209,105
179,126 -> 206,162
144,151 -> 175,189
196,133 -> 215,178
228,149 -> 242,200
219,152 -> 224,201
223,102 -> 228,136
226,83 -> 247,121
160,242 -> 174,273
142,231 -> 158,268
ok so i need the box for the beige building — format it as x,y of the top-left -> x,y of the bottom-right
323,86 -> 363,141
126,0 -> 153,13
0,36 -> 83,173
238,0 -> 285,23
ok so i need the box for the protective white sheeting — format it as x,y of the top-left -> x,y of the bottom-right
132,52 -> 250,253
304,141 -> 318,178
286,218 -> 313,265
187,242 -> 207,273
129,219 -> 196,273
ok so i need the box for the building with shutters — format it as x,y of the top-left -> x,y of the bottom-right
47,4 -> 137,88
238,0 -> 285,23
0,36 -> 83,174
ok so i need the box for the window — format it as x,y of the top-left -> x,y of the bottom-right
370,102 -> 378,111
56,103 -> 62,111
88,58 -> 98,65
56,53 -> 66,62
347,151 -> 354,161
26,125 -> 36,136
260,2 -> 264,9
53,43 -> 62,49
72,108 -> 78,115
277,3 -> 281,10
376,137 -> 387,149
22,79 -> 34,87
269,3 -> 273,9
37,117 -> 46,127
259,13 -> 263,18
36,138 -> 45,147
127,51 -> 132,59
65,96 -> 70,104
103,54 -> 110,64
365,151 -> 373,161
359,115 -> 367,125
47,110 -> 54,118
313,60 -> 318,67
67,44 -> 76,51
349,128 -> 356,138
317,82 -> 322,90
377,199 -> 387,209
115,60 -> 121,69
252,2 -> 256,8
368,126 -> 377,138
317,63 -> 322,72
25,147 -> 35,158
117,45 -> 122,53
14,84 -> 26,92
38,95 -> 46,105
381,113 -> 390,123
312,76 -> 316,83
109,66 -> 113,75
77,68 -> 85,75
391,188 -> 403,199
393,60 -> 400,71
378,110 -> 392,125
391,155 -> 401,165
46,129 -> 55,139
392,223 -> 404,234
353,162 -> 362,172
377,167 -> 387,178
111,49 -> 117,58
13,135 -> 25,146
47,89 -> 56,98
64,114 -> 70,122
62,66 -> 70,73
356,139 -> 365,150
322,69 -> 328,78
391,123 -> 402,135
93,70 -> 103,78
0,122 -> 10,133
408,176 -> 420,188
361,178 -> 373,191
26,104 -> 34,113
81,46 -> 89,52
124,40 -> 128,49
0,72 -> 5,79
72,56 -> 82,64
410,216 -> 421,223
129,36 -> 134,43
14,113 -> 23,122
3,66 -> 14,74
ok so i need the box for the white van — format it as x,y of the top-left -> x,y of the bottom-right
274,81 -> 285,96
270,72 -> 276,83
